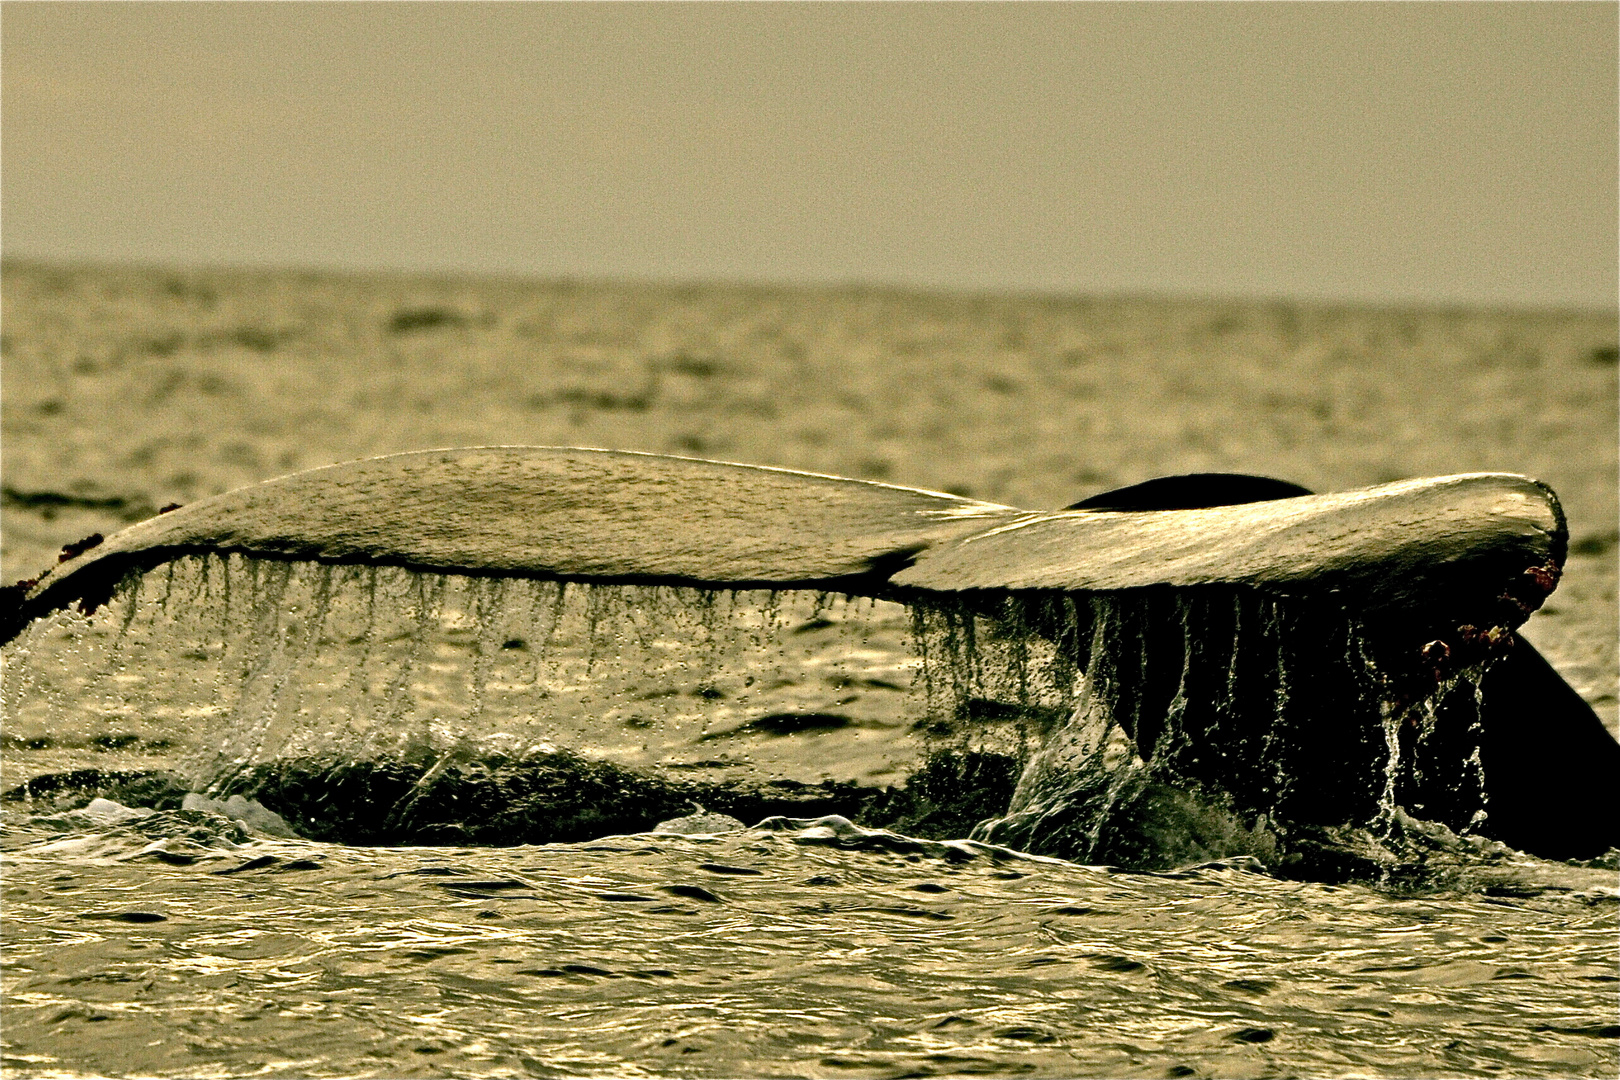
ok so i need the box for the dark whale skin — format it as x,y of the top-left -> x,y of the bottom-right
1476,637 -> 1619,859
1066,473 -> 1314,511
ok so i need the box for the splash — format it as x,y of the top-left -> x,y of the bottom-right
2,558 -> 1022,841
964,587 -> 1496,871
1,556 -> 1501,871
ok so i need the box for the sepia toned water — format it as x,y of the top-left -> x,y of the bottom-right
2,565 -> 1616,1080
2,262 -> 1615,1078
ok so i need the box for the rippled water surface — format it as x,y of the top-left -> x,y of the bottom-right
3,264 -> 1616,1077
4,811 -> 1616,1079
3,571 -> 1616,1078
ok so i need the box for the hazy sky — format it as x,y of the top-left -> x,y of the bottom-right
4,2 -> 1615,307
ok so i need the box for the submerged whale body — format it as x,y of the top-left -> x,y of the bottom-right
2,447 -> 1613,861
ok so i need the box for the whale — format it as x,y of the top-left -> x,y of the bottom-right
2,446 -> 1612,858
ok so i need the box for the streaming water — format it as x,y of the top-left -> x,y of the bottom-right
2,558 -> 1615,1079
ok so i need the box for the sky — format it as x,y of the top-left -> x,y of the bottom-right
3,1 -> 1615,308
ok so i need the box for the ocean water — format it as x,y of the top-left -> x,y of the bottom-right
3,811 -> 1614,1080
2,262 -> 1616,1078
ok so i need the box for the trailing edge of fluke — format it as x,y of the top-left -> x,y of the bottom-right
0,446 -> 1568,653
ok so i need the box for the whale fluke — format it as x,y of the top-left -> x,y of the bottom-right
3,446 -> 1609,859
0,447 -> 1565,654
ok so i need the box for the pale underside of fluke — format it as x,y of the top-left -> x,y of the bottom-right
1,446 -> 1568,650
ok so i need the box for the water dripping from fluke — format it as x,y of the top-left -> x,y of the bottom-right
0,559 -> 1600,880
2,450 -> 1615,876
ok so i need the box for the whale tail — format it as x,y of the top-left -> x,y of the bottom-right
2,447 -> 1611,858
